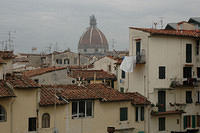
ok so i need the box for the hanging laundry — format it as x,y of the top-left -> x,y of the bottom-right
120,56 -> 136,72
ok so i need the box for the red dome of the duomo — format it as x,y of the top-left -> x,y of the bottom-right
78,15 -> 109,56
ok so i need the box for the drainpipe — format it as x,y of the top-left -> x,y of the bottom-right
10,98 -> 15,133
36,88 -> 40,133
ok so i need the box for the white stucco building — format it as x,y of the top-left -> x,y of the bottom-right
128,27 -> 200,133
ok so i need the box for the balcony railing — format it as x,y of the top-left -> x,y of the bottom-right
136,49 -> 145,64
170,78 -> 198,88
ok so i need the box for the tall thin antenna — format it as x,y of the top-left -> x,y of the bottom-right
112,39 -> 116,51
159,17 -> 164,29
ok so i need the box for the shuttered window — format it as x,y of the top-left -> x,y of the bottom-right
159,66 -> 165,79
135,107 -> 138,121
120,107 -> 128,121
184,115 -> 191,129
197,115 -> 200,127
192,115 -> 196,128
186,44 -> 192,63
140,107 -> 144,121
121,70 -> 125,79
159,117 -> 165,131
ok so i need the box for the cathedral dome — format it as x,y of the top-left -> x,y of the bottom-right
78,15 -> 109,56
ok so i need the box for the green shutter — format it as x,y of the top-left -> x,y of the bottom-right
192,115 -> 196,128
120,108 -> 128,121
184,116 -> 187,129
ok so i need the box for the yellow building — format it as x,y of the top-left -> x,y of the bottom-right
0,74 -> 40,133
39,84 -> 150,133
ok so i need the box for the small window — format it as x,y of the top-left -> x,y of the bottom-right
196,41 -> 199,55
197,91 -> 200,103
121,70 -> 125,79
34,79 -> 39,83
120,107 -> 128,121
197,67 -> 200,78
135,107 -> 138,122
159,117 -> 165,131
84,49 -> 87,52
28,117 -> 36,131
183,67 -> 192,78
74,57 -> 77,64
140,107 -> 144,121
186,44 -> 192,63
197,115 -> 200,127
95,49 -> 98,52
184,115 -> 191,129
42,113 -> 50,128
159,66 -> 165,79
64,59 -> 70,65
186,91 -> 192,103
108,65 -> 111,72
0,105 -> 6,122
120,87 -> 124,93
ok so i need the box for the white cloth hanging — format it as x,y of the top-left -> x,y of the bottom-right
120,56 -> 136,72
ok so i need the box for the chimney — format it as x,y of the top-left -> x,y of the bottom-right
107,127 -> 115,133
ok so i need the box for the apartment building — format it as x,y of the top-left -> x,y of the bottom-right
128,27 -> 200,133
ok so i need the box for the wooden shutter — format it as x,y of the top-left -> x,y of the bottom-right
184,116 -> 187,129
186,44 -> 192,63
192,115 -> 196,128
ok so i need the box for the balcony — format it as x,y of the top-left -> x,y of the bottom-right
136,49 -> 145,64
170,78 -> 198,88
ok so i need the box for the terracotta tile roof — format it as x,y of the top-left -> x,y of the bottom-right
0,81 -> 15,98
0,57 -> 6,64
68,70 -> 116,80
6,74 -> 40,89
129,27 -> 200,38
151,110 -> 185,116
0,51 -> 15,59
125,92 -> 151,105
23,66 -> 67,77
67,64 -> 94,70
40,84 -> 131,106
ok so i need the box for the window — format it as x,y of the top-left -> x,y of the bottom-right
140,107 -> 144,121
184,115 -> 191,129
197,115 -> 200,127
159,117 -> 165,131
120,107 -> 128,121
196,41 -> 199,55
183,67 -> 192,78
197,67 -> 200,78
64,59 -> 70,64
136,41 -> 141,56
42,113 -> 50,128
72,101 -> 93,118
95,49 -> 98,52
74,57 -> 77,64
135,107 -> 138,121
108,65 -> 111,72
197,91 -> 200,103
186,91 -> 192,103
186,44 -> 192,63
56,59 -> 62,64
84,49 -> 87,52
121,70 -> 125,79
135,106 -> 144,122
28,117 -> 36,131
159,66 -> 165,79
120,87 -> 124,93
158,91 -> 166,112
0,105 -> 6,122
34,79 -> 39,83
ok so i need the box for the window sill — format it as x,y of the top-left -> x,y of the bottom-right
72,116 -> 94,119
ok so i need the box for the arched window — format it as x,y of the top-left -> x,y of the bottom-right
42,113 -> 50,128
0,105 -> 6,122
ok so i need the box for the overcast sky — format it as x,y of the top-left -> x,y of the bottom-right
0,0 -> 199,53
